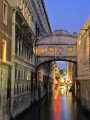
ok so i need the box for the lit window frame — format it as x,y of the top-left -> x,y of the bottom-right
2,40 -> 7,62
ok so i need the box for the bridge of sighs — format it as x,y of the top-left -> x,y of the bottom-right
35,30 -> 78,65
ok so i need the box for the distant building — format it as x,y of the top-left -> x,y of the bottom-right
60,68 -> 66,83
53,62 -> 60,83
66,62 -> 77,86
37,62 -> 54,97
66,62 -> 73,82
60,69 -> 63,74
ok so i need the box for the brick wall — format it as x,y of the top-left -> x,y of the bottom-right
0,0 -> 12,62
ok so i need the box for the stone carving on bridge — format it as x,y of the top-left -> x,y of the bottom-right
58,47 -> 63,55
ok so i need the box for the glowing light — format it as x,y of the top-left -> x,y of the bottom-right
2,40 -> 6,62
61,89 -> 64,94
55,80 -> 58,84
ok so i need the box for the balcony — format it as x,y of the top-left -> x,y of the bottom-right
12,0 -> 36,36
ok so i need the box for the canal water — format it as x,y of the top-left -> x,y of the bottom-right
14,88 -> 90,120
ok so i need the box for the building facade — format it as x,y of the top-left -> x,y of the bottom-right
11,0 -> 51,117
37,61 -> 54,98
37,63 -> 49,98
66,62 -> 77,94
0,0 -> 12,120
77,16 -> 90,110
66,62 -> 74,83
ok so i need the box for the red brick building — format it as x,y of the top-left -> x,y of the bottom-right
0,0 -> 12,119
0,0 -> 12,61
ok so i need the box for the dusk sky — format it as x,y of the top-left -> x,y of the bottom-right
44,0 -> 90,33
44,0 -> 90,69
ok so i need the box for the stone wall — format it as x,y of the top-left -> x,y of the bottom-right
77,16 -> 90,111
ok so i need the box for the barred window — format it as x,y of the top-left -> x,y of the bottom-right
68,47 -> 73,52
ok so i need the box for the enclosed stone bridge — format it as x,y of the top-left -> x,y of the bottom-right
35,30 -> 78,65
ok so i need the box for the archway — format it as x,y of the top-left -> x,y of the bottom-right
35,59 -> 77,100
34,30 -> 78,100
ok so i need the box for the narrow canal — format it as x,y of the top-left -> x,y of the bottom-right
13,89 -> 90,120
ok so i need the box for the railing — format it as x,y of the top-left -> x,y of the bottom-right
12,80 -> 31,116
14,80 -> 31,96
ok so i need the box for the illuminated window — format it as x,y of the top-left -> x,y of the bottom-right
48,47 -> 55,54
3,1 -> 7,25
37,48 -> 45,55
2,40 -> 6,62
27,72 -> 31,80
68,47 -> 73,52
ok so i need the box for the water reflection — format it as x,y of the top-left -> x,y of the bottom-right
14,88 -> 90,120
54,91 -> 61,120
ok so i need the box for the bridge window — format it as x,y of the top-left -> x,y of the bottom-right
68,47 -> 73,52
48,47 -> 55,54
36,48 -> 45,55
40,49 -> 45,55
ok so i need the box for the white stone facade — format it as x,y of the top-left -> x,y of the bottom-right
0,63 -> 11,120
10,0 -> 51,118
77,16 -> 90,110
36,30 -> 77,65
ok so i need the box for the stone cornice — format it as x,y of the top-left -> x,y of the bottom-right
0,28 -> 12,40
0,59 -> 12,67
12,55 -> 36,70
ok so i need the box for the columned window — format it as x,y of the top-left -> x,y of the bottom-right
20,41 -> 22,57
19,39 -> 21,56
17,39 -> 19,56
